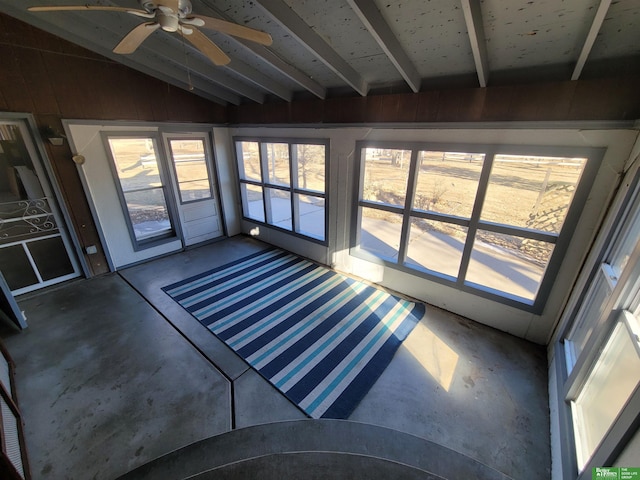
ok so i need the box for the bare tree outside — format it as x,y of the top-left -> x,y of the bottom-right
359,147 -> 588,301
296,144 -> 325,192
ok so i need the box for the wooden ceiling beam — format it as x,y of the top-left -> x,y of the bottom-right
461,0 -> 490,88
571,0 -> 612,81
255,0 -> 369,96
346,0 -> 421,93
195,3 -> 326,99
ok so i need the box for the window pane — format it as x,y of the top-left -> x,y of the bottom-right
265,143 -> 290,187
406,218 -> 467,279
296,194 -> 325,241
266,187 -> 292,230
360,207 -> 403,260
170,139 -> 208,183
241,183 -> 264,222
108,138 -> 162,191
0,244 -> 38,290
414,151 -> 484,218
27,236 -> 75,281
108,137 -> 175,244
482,154 -> 587,233
466,230 -> 555,301
123,188 -> 172,241
362,148 -> 411,207
566,270 -> 612,371
236,141 -> 261,182
571,318 -> 640,470
295,144 -> 325,193
169,140 -> 212,203
178,180 -> 212,203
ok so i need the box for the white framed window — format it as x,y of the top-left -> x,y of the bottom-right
104,135 -> 177,249
166,137 -> 214,204
570,311 -> 640,470
234,138 -> 328,243
351,141 -> 602,311
558,168 -> 640,477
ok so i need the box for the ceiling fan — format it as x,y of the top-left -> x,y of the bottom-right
27,0 -> 273,66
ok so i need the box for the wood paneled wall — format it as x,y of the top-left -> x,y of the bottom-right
228,75 -> 640,124
0,13 -> 226,275
2,13 -> 639,278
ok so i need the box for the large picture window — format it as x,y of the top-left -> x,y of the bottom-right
352,142 -> 601,311
235,138 -> 328,243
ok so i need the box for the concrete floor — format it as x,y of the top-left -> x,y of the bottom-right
1,236 -> 550,479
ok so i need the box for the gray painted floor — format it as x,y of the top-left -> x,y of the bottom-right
1,236 -> 550,479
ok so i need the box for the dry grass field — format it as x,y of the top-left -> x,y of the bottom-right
363,149 -> 584,230
362,149 -> 585,261
107,138 -> 211,232
238,141 -> 325,192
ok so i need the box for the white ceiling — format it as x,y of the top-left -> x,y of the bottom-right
1,0 -> 639,106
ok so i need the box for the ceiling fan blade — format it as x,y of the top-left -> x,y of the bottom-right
190,15 -> 273,46
28,5 -> 150,15
113,23 -> 160,54
180,28 -> 230,66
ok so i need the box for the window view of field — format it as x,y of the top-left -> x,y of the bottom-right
108,138 -> 172,241
360,148 -> 586,301
168,139 -> 212,203
237,141 -> 326,240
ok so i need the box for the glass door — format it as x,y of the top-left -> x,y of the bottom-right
0,120 -> 81,295
163,133 -> 222,246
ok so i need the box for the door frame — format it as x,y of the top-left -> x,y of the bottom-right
161,129 -> 226,246
0,113 -> 86,289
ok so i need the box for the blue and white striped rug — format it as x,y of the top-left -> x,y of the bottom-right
162,248 -> 425,419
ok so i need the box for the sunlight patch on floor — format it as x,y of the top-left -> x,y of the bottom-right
403,320 -> 459,392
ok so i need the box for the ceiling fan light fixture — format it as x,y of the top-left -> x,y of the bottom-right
181,17 -> 205,27
157,12 -> 179,32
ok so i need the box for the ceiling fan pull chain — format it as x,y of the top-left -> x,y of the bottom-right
179,28 -> 194,91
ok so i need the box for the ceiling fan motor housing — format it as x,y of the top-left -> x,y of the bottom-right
140,0 -> 192,16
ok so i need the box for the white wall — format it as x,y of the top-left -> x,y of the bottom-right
228,125 -> 638,344
67,123 -> 182,269
212,127 -> 242,236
